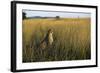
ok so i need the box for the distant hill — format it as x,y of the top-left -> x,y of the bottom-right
26,16 -> 60,19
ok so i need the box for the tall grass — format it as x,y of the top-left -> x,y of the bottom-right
22,18 -> 91,62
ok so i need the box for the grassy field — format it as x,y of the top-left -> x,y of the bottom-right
22,18 -> 91,63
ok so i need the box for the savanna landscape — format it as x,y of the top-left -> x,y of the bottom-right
22,11 -> 91,63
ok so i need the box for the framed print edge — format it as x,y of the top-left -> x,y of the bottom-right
96,6 -> 98,67
11,1 -> 98,72
11,1 -> 17,72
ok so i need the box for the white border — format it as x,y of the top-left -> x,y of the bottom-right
16,4 -> 96,70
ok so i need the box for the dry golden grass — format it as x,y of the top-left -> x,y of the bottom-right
22,18 -> 91,62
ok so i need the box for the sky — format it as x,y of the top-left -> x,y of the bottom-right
23,10 -> 91,18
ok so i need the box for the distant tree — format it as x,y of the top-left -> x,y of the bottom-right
56,16 -> 60,19
22,12 -> 26,20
